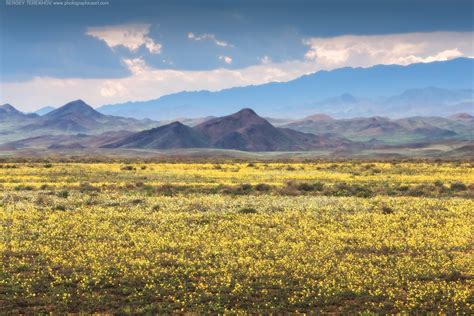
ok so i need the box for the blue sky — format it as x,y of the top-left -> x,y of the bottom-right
1,0 -> 473,111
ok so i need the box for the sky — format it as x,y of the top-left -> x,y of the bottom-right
0,0 -> 473,111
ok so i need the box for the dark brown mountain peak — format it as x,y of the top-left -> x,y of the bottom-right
192,108 -> 350,151
195,108 -> 270,137
102,121 -> 210,149
235,108 -> 257,116
232,108 -> 270,124
167,121 -> 186,128
224,108 -> 267,125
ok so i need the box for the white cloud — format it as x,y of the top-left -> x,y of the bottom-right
121,57 -> 148,75
219,55 -> 233,64
396,49 -> 464,64
1,59 -> 313,111
303,32 -> 473,67
260,55 -> 271,64
100,81 -> 127,98
188,32 -> 231,47
2,32 -> 472,111
86,23 -> 162,54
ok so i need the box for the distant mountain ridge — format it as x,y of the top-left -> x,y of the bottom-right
0,104 -> 38,120
448,113 -> 474,123
24,100 -> 107,133
0,100 -> 160,144
19,100 -> 160,135
282,113 -> 473,144
97,58 -> 474,120
34,106 -> 55,116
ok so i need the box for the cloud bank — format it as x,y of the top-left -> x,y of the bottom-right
303,32 -> 472,67
2,32 -> 472,111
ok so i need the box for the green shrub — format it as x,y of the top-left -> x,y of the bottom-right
56,190 -> 69,198
434,180 -> 444,187
313,181 -> 324,191
14,185 -> 34,191
329,183 -> 373,198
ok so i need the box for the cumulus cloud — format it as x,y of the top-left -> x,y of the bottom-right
2,32 -> 472,111
121,57 -> 149,75
219,55 -> 233,64
86,23 -> 162,54
303,32 -> 473,67
188,32 -> 231,47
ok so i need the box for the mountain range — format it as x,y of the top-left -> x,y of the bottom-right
2,103 -> 351,151
0,100 -> 472,156
1,58 -> 473,157
281,113 -> 473,144
97,108 -> 352,151
97,58 -> 474,120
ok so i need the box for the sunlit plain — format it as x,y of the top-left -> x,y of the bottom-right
1,162 -> 473,313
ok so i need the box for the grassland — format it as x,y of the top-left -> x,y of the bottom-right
1,161 -> 473,313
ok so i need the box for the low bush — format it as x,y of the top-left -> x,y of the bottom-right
56,190 -> 69,198
255,183 -> 271,191
450,182 -> 467,191
14,185 -> 34,191
238,207 -> 258,214
381,206 -> 394,214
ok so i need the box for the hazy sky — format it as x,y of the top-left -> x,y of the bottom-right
1,0 -> 473,111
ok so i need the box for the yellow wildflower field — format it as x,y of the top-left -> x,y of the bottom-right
1,162 -> 473,313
